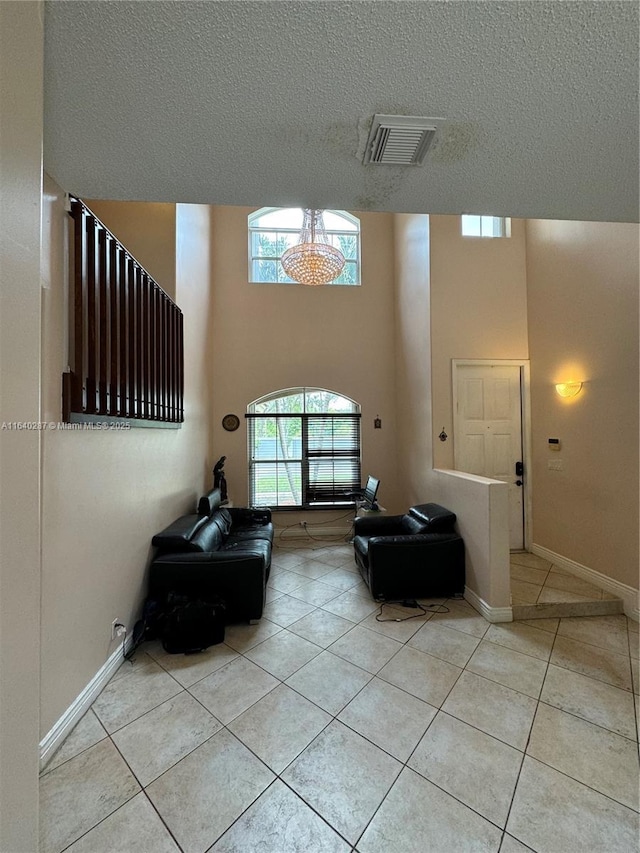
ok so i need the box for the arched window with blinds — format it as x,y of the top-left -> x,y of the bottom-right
246,388 -> 361,508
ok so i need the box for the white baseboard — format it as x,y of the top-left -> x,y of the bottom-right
464,586 -> 513,623
274,526 -> 352,541
531,543 -> 639,623
39,635 -> 133,771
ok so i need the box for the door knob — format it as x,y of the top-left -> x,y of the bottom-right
515,479 -> 523,486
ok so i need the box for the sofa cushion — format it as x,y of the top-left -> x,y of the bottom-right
190,519 -> 224,552
409,503 -> 457,532
219,538 -> 271,564
226,524 -> 274,544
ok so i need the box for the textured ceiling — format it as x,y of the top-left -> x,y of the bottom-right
44,1 -> 639,222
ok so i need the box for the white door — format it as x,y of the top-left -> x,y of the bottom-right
453,363 -> 524,549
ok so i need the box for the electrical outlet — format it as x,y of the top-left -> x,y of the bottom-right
111,618 -> 125,640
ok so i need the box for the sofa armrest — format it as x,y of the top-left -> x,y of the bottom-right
151,514 -> 208,553
353,514 -> 405,537
366,534 -> 465,600
149,551 -> 267,621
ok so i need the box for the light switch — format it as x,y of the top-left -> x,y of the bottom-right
548,459 -> 564,471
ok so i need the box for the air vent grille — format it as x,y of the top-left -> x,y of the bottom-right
364,115 -> 443,166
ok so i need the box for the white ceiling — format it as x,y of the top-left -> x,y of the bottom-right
44,1 -> 639,222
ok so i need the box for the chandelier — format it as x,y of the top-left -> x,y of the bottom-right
280,209 -> 345,286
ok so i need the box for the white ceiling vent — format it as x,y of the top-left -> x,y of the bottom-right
363,115 -> 444,165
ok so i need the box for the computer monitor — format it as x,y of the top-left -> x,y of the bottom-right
361,475 -> 380,509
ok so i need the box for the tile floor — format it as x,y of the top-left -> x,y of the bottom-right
41,542 -> 640,853
510,552 -> 624,621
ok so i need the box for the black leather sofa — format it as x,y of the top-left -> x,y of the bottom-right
149,488 -> 273,623
353,502 -> 465,601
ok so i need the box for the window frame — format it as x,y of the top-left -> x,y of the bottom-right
461,215 -> 511,238
248,207 -> 361,285
246,387 -> 362,509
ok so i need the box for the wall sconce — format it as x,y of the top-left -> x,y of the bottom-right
555,381 -> 583,398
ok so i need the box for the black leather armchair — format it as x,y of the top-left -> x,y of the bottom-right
353,503 -> 465,601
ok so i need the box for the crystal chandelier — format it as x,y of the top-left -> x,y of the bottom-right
280,209 -> 345,286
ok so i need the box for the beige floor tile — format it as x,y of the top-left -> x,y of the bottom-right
328,625 -> 403,674
42,709 -> 107,775
408,620 -> 480,667
321,590 -> 380,623
537,587 -> 594,605
558,613 -> 630,655
485,622 -> 555,662
282,721 -> 401,845
285,650 -> 372,716
358,606 -> 428,643
289,558 -> 338,579
319,567 -> 364,591
267,568 -> 309,593
313,547 -> 356,569
270,550 -> 307,571
629,632 -> 639,661
377,645 -> 462,707
92,659 -> 182,733
209,780 -> 350,852
628,617 -> 639,635
288,608 -> 354,648
520,617 -> 559,634
245,629 -> 322,680
551,635 -> 633,691
509,579 -> 542,604
510,552 -> 552,571
507,756 -> 640,853
429,600 -> 491,638
527,703 -> 640,810
467,640 -> 547,699
632,657 -> 639,694
223,618 -> 282,652
499,834 -> 534,853
228,684 -> 331,773
146,729 -> 275,853
111,691 -> 221,786
409,711 -> 523,827
338,677 -> 437,762
147,642 -> 240,689
65,792 -> 180,853
189,656 -> 279,724
289,579 -> 345,607
544,572 -> 606,599
510,563 -> 549,585
39,739 -> 140,853
358,766 -> 502,853
264,586 -> 284,604
442,671 -> 537,750
541,663 -> 637,740
262,594 -> 317,627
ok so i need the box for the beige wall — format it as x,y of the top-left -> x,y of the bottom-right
0,2 -> 42,849
84,199 -> 177,298
40,187 -> 214,734
393,213 -> 433,504
430,216 -> 529,469
208,206 -> 402,519
526,219 -> 639,589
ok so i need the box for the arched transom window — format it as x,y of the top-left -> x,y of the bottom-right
247,387 -> 361,508
248,208 -> 361,285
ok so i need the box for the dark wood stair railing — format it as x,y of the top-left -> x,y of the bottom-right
63,197 -> 184,425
